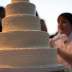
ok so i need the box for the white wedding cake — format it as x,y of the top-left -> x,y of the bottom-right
0,0 -> 64,71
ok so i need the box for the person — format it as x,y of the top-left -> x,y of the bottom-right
40,19 -> 47,32
0,7 -> 5,32
36,11 -> 47,32
49,12 -> 72,69
36,11 -> 39,17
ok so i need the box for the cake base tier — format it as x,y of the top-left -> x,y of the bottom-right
0,64 -> 64,72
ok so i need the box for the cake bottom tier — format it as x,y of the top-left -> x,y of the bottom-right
0,48 -> 57,66
0,64 -> 64,72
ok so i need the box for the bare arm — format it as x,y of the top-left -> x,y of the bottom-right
57,47 -> 72,64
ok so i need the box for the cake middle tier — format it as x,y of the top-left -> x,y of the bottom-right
0,31 -> 49,48
3,15 -> 40,32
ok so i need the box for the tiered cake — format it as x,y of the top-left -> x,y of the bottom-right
0,0 -> 57,69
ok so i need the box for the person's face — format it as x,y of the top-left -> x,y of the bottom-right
58,18 -> 72,34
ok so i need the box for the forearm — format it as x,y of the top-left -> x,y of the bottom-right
57,48 -> 72,64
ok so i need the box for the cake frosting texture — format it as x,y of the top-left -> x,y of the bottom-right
0,0 -> 57,68
6,2 -> 36,16
0,48 -> 56,66
3,15 -> 40,32
0,31 -> 48,48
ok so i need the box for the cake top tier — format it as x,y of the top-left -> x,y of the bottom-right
12,0 -> 29,3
